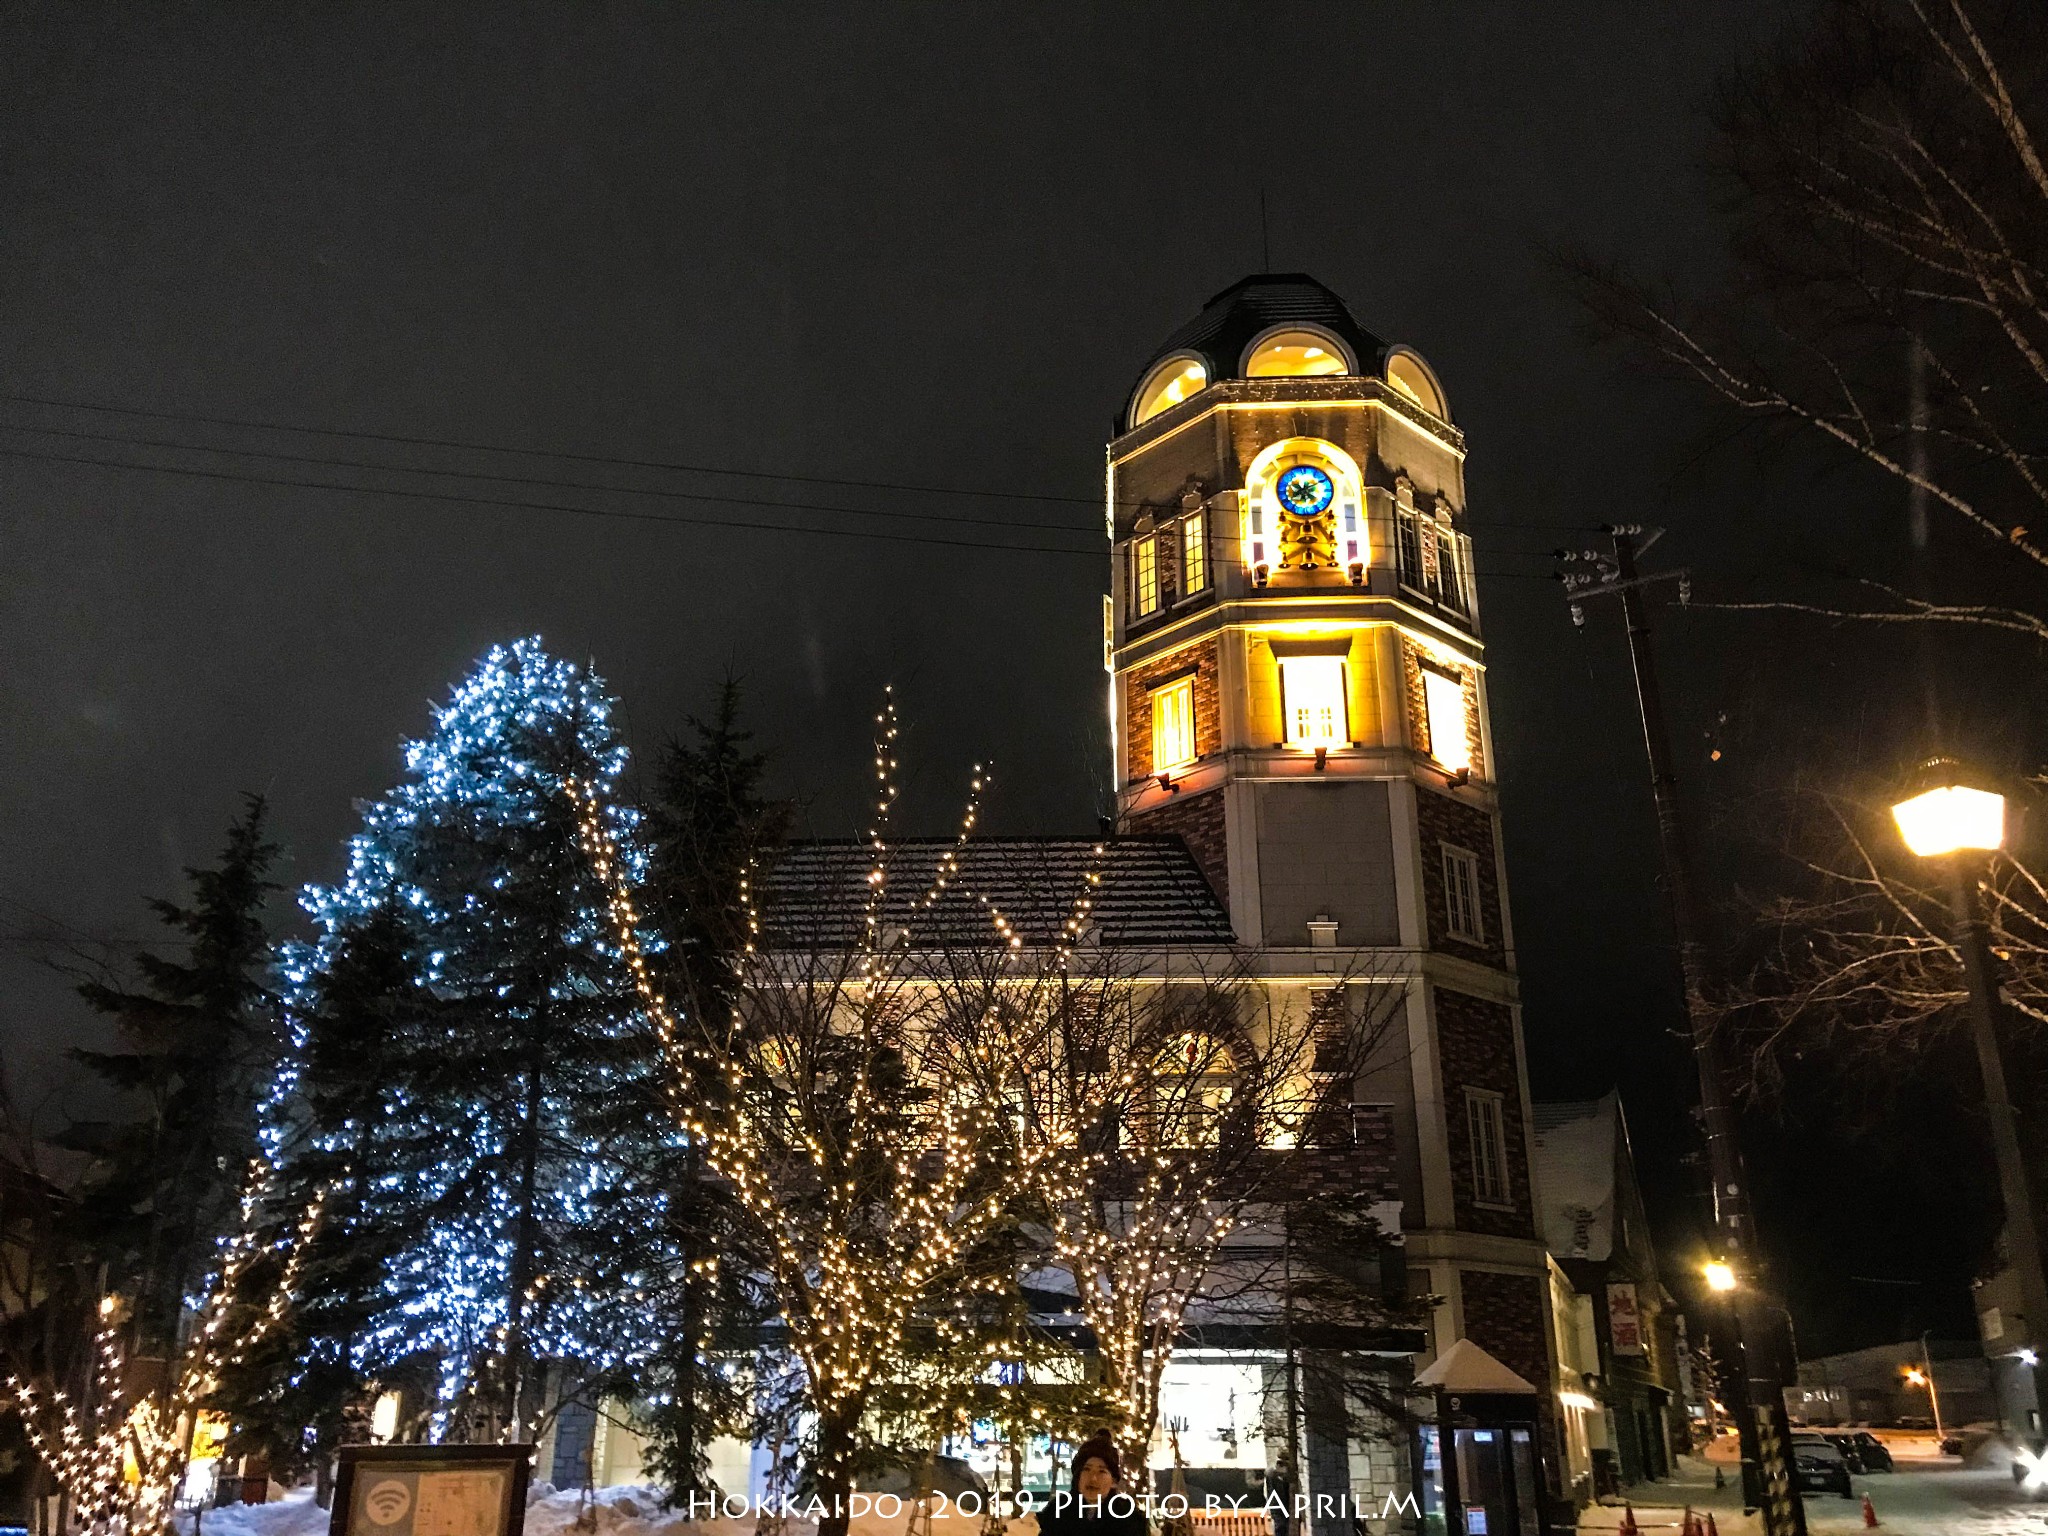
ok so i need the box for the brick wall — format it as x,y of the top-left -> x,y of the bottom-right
1459,1269 -> 1548,1393
1459,1268 -> 1564,1499
1434,988 -> 1536,1240
1124,638 -> 1222,783
1125,788 -> 1229,909
1415,788 -> 1507,965
1400,639 -> 1484,776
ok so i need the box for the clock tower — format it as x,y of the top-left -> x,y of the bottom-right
1107,275 -> 1554,1427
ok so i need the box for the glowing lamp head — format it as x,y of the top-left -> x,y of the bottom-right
1904,1367 -> 1927,1386
1703,1261 -> 1737,1294
2022,1348 -> 2039,1367
1892,760 -> 2006,857
98,1296 -> 116,1318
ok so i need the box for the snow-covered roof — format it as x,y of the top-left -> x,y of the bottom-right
1414,1338 -> 1537,1394
759,836 -> 1236,948
1532,1094 -> 1620,1262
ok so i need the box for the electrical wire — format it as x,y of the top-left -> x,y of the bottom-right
0,435 -> 1565,575
0,388 -> 1595,533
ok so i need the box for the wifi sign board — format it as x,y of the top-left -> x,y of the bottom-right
333,1445 -> 533,1536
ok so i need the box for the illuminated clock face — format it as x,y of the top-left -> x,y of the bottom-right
1276,465 -> 1336,517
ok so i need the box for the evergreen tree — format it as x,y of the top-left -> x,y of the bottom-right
72,796 -> 280,1351
613,680 -> 789,1499
298,638 -> 649,1437
214,899 -> 439,1493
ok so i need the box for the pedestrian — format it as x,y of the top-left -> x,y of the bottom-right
1035,1434 -> 1150,1536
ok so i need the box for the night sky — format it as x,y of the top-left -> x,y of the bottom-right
7,3 -> 2039,1356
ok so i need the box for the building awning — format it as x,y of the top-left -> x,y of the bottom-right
1414,1339 -> 1537,1395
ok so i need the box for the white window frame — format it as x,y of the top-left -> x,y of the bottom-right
1150,676 -> 1195,774
1181,511 -> 1208,594
1465,1088 -> 1511,1208
1442,844 -> 1484,944
1279,654 -> 1347,749
1133,534 -> 1160,617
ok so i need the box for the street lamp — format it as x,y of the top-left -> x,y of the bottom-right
1704,1261 -> 1737,1295
1893,757 -> 2048,1442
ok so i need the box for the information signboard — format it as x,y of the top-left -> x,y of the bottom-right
332,1444 -> 532,1536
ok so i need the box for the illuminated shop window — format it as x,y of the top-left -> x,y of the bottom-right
1133,534 -> 1159,617
1442,845 -> 1484,943
1151,677 -> 1195,773
1181,511 -> 1208,593
1245,329 -> 1352,378
1423,668 -> 1472,772
1386,352 -> 1449,419
1132,356 -> 1209,427
1280,655 -> 1346,749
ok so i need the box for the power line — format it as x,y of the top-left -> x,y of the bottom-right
0,388 -> 1594,533
0,438 -> 1564,576
0,418 -> 1100,537
0,443 -> 1096,556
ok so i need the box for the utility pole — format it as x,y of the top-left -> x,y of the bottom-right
1559,526 -> 1806,1536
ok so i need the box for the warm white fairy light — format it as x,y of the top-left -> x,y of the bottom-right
10,1160 -> 324,1536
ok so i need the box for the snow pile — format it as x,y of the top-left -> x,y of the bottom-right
187,1489 -> 330,1536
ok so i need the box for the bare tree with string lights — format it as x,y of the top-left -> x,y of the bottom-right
577,690 -> 1054,1536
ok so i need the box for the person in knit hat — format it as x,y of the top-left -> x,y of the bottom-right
1036,1433 -> 1148,1536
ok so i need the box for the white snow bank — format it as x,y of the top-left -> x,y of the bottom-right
184,1488 -> 330,1536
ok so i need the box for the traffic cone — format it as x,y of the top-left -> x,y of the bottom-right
1619,1505 -> 1638,1536
1704,1515 -> 1720,1536
1862,1493 -> 1879,1528
1680,1506 -> 1698,1536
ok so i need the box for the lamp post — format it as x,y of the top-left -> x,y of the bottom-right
1907,1333 -> 1946,1441
1893,759 -> 2048,1442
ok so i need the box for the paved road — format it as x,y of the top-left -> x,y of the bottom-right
1576,1460 -> 2047,1534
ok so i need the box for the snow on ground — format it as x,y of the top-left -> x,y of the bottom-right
1576,1452 -> 2048,1535
183,1480 -> 1032,1536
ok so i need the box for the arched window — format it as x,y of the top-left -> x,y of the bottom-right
1242,438 -> 1366,577
1385,350 -> 1449,421
1131,355 -> 1210,428
1244,327 -> 1354,378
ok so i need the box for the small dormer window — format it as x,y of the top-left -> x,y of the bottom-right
1131,356 -> 1210,428
1245,328 -> 1352,378
1386,350 -> 1449,420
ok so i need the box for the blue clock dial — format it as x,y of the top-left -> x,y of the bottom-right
1276,465 -> 1336,516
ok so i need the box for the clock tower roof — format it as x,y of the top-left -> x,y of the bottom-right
1136,272 -> 1388,388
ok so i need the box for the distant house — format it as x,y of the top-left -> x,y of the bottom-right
1533,1094 -> 1684,1494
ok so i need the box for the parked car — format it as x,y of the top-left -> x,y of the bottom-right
1825,1432 -> 1892,1473
1790,1434 -> 1856,1499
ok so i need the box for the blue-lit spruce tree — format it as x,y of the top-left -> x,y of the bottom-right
295,639 -> 666,1441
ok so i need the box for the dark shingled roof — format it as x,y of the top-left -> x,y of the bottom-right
1133,273 -> 1390,400
756,836 -> 1236,949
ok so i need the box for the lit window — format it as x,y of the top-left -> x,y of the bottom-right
1151,678 -> 1195,773
1422,669 -> 1471,771
1133,535 -> 1159,617
1245,329 -> 1351,378
1181,512 -> 1208,593
1442,845 -> 1484,944
1280,655 -> 1346,748
1132,357 -> 1209,427
1465,1089 -> 1509,1206
1386,352 -> 1448,419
